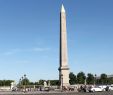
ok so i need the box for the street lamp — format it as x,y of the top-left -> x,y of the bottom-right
95,74 -> 97,86
60,74 -> 63,91
24,74 -> 26,92
21,76 -> 23,90
3,80 -> 5,87
21,77 -> 23,84
94,74 -> 96,86
24,74 -> 26,79
19,79 -> 21,90
84,77 -> 87,85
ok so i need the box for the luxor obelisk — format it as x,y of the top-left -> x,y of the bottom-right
59,4 -> 70,87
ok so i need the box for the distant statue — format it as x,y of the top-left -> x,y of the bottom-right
11,81 -> 16,90
44,81 -> 47,87
48,81 -> 50,87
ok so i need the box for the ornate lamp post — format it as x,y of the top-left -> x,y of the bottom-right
95,74 -> 97,86
19,79 -> 21,90
84,77 -> 87,85
21,76 -> 23,90
3,80 -> 5,87
24,74 -> 26,92
60,74 -> 63,91
94,74 -> 97,86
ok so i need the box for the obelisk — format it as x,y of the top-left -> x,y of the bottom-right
59,4 -> 70,87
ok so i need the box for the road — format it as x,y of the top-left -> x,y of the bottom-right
0,91 -> 113,95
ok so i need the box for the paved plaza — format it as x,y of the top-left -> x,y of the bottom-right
0,91 -> 113,95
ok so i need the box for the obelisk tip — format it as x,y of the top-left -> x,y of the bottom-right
61,4 -> 65,12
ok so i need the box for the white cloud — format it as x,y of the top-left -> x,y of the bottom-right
32,47 -> 50,52
16,60 -> 30,64
3,48 -> 21,55
3,47 -> 50,55
4,51 -> 15,55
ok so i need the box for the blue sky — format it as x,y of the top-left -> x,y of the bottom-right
0,0 -> 113,82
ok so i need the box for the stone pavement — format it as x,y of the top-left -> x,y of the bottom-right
0,91 -> 113,95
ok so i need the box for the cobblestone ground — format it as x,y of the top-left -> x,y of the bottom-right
0,91 -> 113,95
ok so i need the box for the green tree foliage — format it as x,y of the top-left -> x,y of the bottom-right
96,79 -> 101,85
17,73 -> 113,86
100,73 -> 108,84
34,82 -> 39,85
0,80 -> 14,86
50,80 -> 59,85
69,72 -> 76,85
19,75 -> 30,86
21,78 -> 30,85
86,73 -> 94,84
107,77 -> 113,84
77,72 -> 86,84
29,82 -> 35,85
38,79 -> 44,85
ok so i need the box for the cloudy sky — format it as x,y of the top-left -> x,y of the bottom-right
0,0 -> 113,82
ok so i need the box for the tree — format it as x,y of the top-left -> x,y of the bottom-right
77,72 -> 86,84
100,73 -> 107,84
21,78 -> 30,85
38,79 -> 44,85
107,77 -> 113,84
29,82 -> 35,85
34,82 -> 39,85
96,79 -> 101,85
49,80 -> 59,86
69,72 -> 76,85
86,73 -> 94,84
0,80 -> 14,86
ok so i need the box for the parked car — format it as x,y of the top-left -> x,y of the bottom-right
90,86 -> 103,92
100,85 -> 113,91
98,85 -> 107,91
12,87 -> 18,91
44,87 -> 50,91
109,85 -> 113,91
